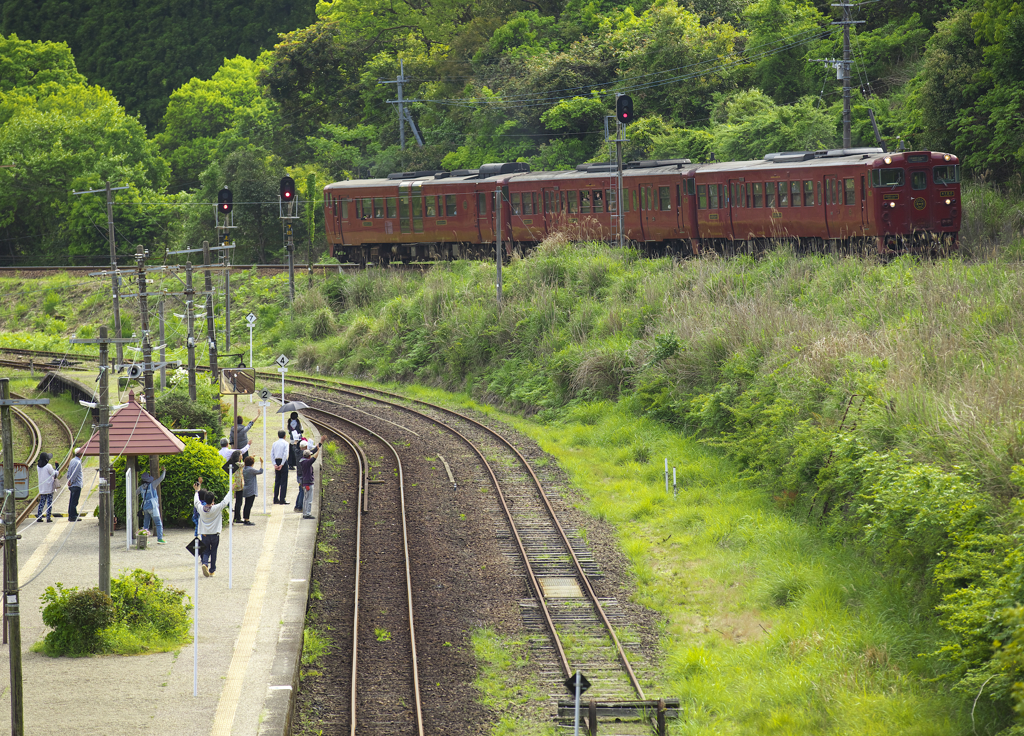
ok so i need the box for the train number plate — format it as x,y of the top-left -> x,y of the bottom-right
939,190 -> 954,197
435,219 -> 447,225
709,214 -> 719,221
883,194 -> 900,201
522,219 -> 533,225
361,221 -> 373,227
771,212 -> 782,218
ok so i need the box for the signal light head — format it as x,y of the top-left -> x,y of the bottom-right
217,187 -> 233,213
615,94 -> 634,125
280,176 -> 296,202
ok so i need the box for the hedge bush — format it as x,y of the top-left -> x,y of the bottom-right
37,569 -> 192,657
112,437 -> 229,525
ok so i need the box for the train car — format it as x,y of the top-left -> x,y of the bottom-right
324,148 -> 960,264
690,148 -> 961,255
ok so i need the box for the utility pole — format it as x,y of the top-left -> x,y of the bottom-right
495,184 -> 502,308
0,378 -> 45,735
158,298 -> 166,390
135,244 -> 160,483
74,182 -> 129,365
820,3 -> 865,149
185,262 -> 197,402
97,330 -> 111,596
71,327 -> 134,596
202,240 -> 219,383
379,61 -> 424,150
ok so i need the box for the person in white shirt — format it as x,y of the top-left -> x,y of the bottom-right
218,438 -> 233,464
36,453 -> 58,522
270,430 -> 291,505
193,477 -> 233,577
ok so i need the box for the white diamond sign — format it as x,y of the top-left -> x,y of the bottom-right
246,312 -> 257,325
275,354 -> 289,368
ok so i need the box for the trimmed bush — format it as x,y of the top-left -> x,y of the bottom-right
39,584 -> 114,656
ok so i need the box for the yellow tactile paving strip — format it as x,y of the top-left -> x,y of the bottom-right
211,503 -> 286,735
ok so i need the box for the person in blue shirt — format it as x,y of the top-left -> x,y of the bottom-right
138,469 -> 167,544
65,447 -> 85,521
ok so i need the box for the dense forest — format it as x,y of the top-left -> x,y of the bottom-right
0,0 -> 1021,265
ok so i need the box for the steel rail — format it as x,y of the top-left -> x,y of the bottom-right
10,392 -> 76,527
303,405 -> 424,736
281,374 -> 648,699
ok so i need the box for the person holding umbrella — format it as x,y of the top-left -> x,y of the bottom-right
277,401 -> 309,469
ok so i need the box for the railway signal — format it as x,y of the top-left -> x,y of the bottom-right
616,94 -> 634,124
280,176 -> 296,202
217,187 -> 232,213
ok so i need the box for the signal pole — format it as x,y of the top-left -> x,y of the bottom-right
185,262 -> 197,401
280,177 -> 298,303
495,185 -> 502,308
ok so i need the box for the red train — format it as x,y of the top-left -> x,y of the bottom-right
323,148 -> 961,265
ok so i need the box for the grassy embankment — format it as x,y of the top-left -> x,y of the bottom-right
1,182 -> 1023,733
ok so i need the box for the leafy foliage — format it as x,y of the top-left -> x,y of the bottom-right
38,570 -> 192,657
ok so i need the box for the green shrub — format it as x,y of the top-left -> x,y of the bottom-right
112,437 -> 228,525
38,570 -> 192,657
39,584 -> 114,656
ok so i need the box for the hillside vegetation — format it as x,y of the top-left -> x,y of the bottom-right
2,0 -> 1023,265
4,235 -> 1024,731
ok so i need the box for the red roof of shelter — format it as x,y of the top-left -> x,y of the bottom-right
80,390 -> 186,457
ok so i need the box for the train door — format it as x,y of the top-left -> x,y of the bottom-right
823,174 -> 839,239
637,182 -> 654,241
908,169 -> 930,231
477,189 -> 494,244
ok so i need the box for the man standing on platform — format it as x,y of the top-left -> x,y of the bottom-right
65,447 -> 84,522
271,429 -> 290,505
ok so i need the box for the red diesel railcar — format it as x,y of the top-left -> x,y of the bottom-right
323,148 -> 961,264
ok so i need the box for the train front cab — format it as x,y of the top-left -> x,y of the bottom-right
867,151 -> 961,255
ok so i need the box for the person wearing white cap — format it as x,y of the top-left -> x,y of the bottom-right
66,447 -> 85,521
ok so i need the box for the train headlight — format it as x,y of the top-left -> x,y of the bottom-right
945,198 -> 951,205
944,154 -> 951,161
884,156 -> 892,164
889,202 -> 896,208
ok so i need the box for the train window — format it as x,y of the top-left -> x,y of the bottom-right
341,199 -> 349,219
791,181 -> 801,207
779,183 -> 789,207
373,198 -> 384,218
658,186 -> 670,210
933,165 -> 960,184
476,193 -> 485,215
686,179 -> 696,196
362,198 -> 372,218
445,194 -> 457,216
697,184 -> 707,210
845,178 -> 855,204
594,190 -> 604,213
608,189 -> 617,213
412,195 -> 422,217
753,182 -> 763,208
861,176 -> 866,202
511,192 -> 521,215
580,190 -> 591,214
803,181 -> 813,206
632,190 -> 637,212
911,171 -> 927,190
826,180 -> 833,205
386,197 -> 397,218
399,195 -> 410,233
817,181 -> 822,206
560,191 -> 566,212
527,192 -> 537,215
708,185 -> 718,209
871,168 -> 905,187
766,182 -> 776,208
568,192 -> 578,213
544,191 -> 553,213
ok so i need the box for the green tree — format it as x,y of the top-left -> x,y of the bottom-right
711,89 -> 836,160
742,0 -> 825,103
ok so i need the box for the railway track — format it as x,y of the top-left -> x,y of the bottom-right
300,405 -> 425,735
269,372 -> 660,733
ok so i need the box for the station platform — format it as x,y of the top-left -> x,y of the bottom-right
0,397 -> 319,735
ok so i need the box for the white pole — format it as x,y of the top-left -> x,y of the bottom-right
573,671 -> 582,736
664,458 -> 669,495
673,467 -> 677,500
193,529 -> 199,696
262,403 -> 268,514
280,368 -> 287,430
228,466 -> 234,589
125,467 -> 133,551
248,324 -> 253,403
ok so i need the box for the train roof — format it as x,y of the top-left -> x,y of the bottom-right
323,149 -> 957,192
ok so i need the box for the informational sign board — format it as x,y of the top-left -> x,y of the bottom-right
245,312 -> 257,326
220,368 -> 256,395
0,463 -> 30,499
275,354 -> 289,368
257,388 -> 270,401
